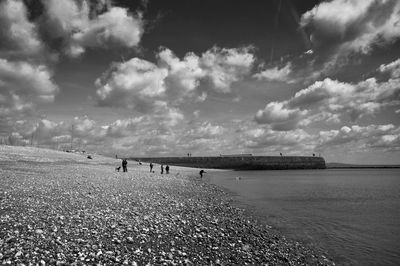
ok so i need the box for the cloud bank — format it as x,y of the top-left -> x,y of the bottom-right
95,46 -> 255,112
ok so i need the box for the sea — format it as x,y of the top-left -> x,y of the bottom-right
206,168 -> 400,266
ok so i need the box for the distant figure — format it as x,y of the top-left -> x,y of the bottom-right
161,165 -> 164,174
166,165 -> 170,174
122,159 -> 128,172
313,153 -> 315,157
187,153 -> 190,157
115,166 -> 121,172
280,153 -> 282,157
115,155 -> 118,159
199,169 -> 206,178
149,162 -> 153,172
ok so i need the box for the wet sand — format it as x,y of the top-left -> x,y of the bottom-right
0,146 -> 334,265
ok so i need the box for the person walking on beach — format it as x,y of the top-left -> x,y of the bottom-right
165,165 -> 170,174
149,162 -> 153,172
122,159 -> 128,172
161,165 -> 164,174
199,169 -> 206,178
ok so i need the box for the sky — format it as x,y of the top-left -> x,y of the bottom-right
0,0 -> 400,164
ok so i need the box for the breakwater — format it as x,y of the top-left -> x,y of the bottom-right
131,156 -> 326,170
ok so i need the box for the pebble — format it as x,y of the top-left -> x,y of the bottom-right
0,146 -> 334,266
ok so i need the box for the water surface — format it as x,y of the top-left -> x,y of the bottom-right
207,169 -> 400,265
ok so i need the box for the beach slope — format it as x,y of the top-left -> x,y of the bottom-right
0,146 -> 333,265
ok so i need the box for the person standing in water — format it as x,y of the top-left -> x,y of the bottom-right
161,165 -> 164,174
149,162 -> 153,172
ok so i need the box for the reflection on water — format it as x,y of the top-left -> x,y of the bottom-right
207,169 -> 400,266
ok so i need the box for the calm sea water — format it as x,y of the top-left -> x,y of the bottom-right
206,169 -> 400,265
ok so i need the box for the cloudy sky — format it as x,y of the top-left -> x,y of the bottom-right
1,0 -> 400,164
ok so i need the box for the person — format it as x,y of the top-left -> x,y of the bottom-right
149,162 -> 153,172
199,169 -> 206,178
122,159 -> 128,172
161,165 -> 164,174
165,165 -> 170,174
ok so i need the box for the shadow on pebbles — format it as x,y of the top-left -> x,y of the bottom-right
0,146 -> 334,265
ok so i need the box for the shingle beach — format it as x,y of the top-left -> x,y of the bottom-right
0,146 -> 334,265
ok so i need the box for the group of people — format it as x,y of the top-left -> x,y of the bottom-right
118,160 -> 205,178
149,162 -> 169,174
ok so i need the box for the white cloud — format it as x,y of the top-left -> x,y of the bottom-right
0,0 -> 43,57
316,124 -> 400,151
255,77 -> 400,130
238,125 -> 313,153
301,0 -> 400,71
379,58 -> 400,78
0,59 -> 58,116
43,0 -> 144,57
158,48 -> 205,99
253,62 -> 293,83
95,46 -> 255,112
255,102 -> 306,131
200,46 -> 255,92
96,58 -> 168,112
184,122 -> 224,139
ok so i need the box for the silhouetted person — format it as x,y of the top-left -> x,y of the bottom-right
280,153 -> 283,156
122,159 -> 128,172
313,153 -> 315,157
150,162 -> 153,172
161,165 -> 164,174
166,165 -> 170,174
199,169 -> 206,178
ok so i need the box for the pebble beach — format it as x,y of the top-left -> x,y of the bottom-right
0,146 -> 334,265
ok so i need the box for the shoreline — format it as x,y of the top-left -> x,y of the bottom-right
203,169 -> 334,255
0,146 -> 334,265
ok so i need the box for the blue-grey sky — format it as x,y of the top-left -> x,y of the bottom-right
1,0 -> 400,164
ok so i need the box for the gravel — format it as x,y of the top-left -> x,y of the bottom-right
0,146 -> 334,265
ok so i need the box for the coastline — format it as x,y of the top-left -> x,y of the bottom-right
0,146 -> 334,265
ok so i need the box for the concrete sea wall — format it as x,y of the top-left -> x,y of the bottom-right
132,156 -> 326,170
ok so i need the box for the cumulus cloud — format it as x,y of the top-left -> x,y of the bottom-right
317,124 -> 400,151
0,0 -> 43,57
301,0 -> 400,72
200,46 -> 255,92
255,102 -> 306,131
0,59 -> 58,116
253,62 -> 294,83
379,58 -> 400,78
255,77 -> 400,130
242,127 -> 312,151
158,48 -> 205,99
43,0 -> 144,57
95,46 -> 255,112
96,58 -> 168,112
184,122 -> 224,139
